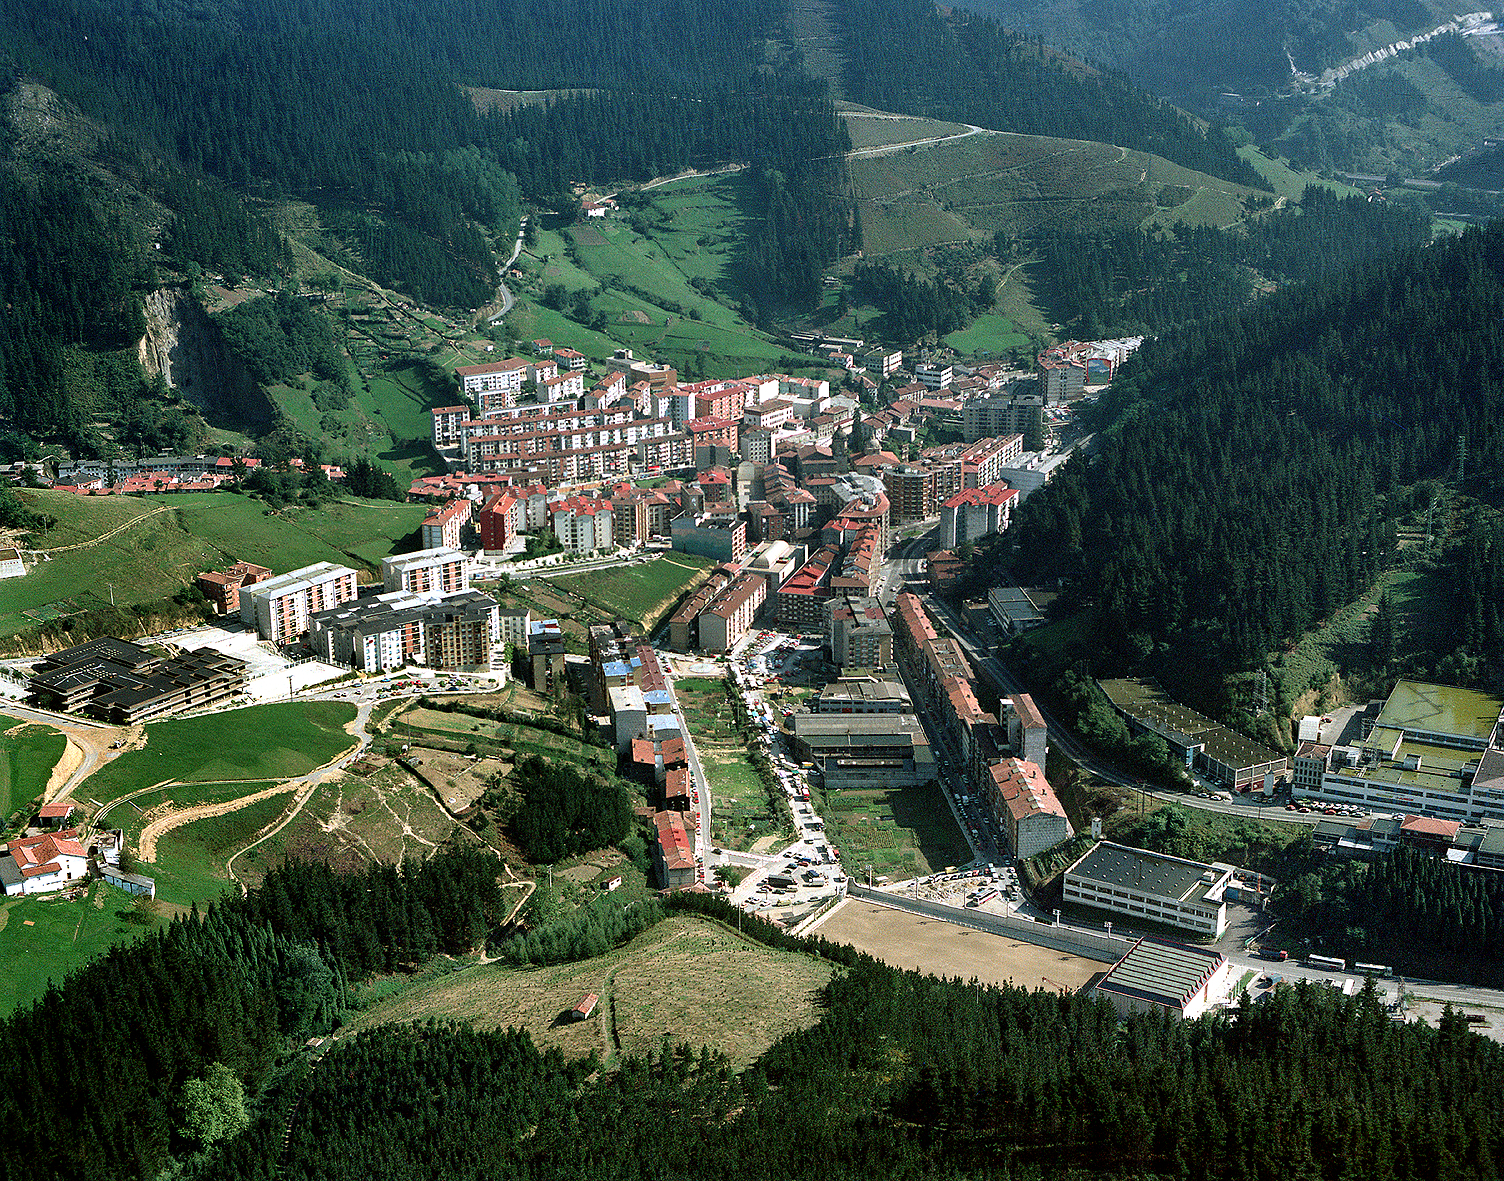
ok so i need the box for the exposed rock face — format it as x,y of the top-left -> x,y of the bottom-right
137,287 -> 276,430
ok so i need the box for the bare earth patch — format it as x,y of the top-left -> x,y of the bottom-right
815,899 -> 1101,992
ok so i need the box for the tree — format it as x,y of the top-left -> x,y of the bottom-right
179,1063 -> 249,1147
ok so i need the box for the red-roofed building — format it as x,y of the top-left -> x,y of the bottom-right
652,811 -> 696,888
37,802 -> 76,827
1400,814 -> 1462,850
455,357 -> 530,415
939,482 -> 1018,548
777,545 -> 839,625
431,405 -> 471,447
195,561 -> 273,616
422,499 -> 471,551
686,416 -> 739,453
987,758 -> 1072,858
478,490 -> 526,554
3,828 -> 90,895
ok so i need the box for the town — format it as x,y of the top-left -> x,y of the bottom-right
3,330 -> 1503,1038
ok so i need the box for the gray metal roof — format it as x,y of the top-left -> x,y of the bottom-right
1098,936 -> 1225,1008
1067,841 -> 1220,901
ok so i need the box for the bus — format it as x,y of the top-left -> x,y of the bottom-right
1307,954 -> 1346,971
967,889 -> 999,908
1353,962 -> 1393,977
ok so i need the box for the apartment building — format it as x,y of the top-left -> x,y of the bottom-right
421,499 -> 471,551
696,572 -> 767,652
551,496 -> 615,553
477,489 -> 526,553
455,357 -> 529,414
777,544 -> 839,625
962,390 -> 1044,444
914,361 -> 952,390
195,561 -> 272,616
240,562 -> 359,645
382,547 -> 469,595
826,595 -> 892,670
431,405 -> 471,447
883,464 -> 940,523
310,589 -> 499,673
986,757 -> 1072,858
938,483 -> 1019,548
671,513 -> 746,563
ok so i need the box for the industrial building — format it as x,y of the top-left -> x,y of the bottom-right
1094,937 -> 1233,1020
814,677 -> 913,714
1062,841 -> 1235,938
1297,681 -> 1504,823
1098,678 -> 1288,791
791,713 -> 936,788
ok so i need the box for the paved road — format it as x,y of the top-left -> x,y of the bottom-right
486,217 -> 527,324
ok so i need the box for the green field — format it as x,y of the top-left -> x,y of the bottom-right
83,701 -> 357,809
548,554 -> 715,631
944,313 -> 1031,357
0,720 -> 67,824
0,882 -> 158,1017
821,780 -> 972,880
0,491 -> 426,636
349,914 -> 835,1068
672,678 -> 788,850
150,792 -> 294,906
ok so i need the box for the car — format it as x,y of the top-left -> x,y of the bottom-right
1286,803 -> 1298,811
1324,807 -> 1339,815
1297,805 -> 1311,813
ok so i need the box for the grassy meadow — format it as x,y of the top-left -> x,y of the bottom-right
0,721 -> 68,823
349,914 -> 835,1069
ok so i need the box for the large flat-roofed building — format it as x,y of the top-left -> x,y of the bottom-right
382,547 -> 469,596
1063,841 -> 1235,937
814,677 -> 913,714
240,562 -> 359,645
1300,681 -> 1504,823
1099,678 -> 1287,791
1094,937 -> 1233,1021
28,637 -> 247,724
792,713 -> 936,788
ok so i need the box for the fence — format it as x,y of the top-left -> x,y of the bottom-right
846,883 -> 1129,964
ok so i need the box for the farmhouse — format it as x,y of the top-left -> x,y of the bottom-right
2,828 -> 90,896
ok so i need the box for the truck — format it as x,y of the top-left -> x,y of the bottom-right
767,874 -> 797,889
1265,948 -> 1289,962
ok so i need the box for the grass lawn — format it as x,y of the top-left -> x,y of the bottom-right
83,701 -> 357,809
0,721 -> 67,823
349,914 -> 835,1069
0,882 -> 158,1017
150,792 -> 294,907
0,492 -> 427,636
821,780 -> 972,880
944,313 -> 1030,357
549,554 -> 715,630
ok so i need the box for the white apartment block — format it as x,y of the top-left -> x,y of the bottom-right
382,547 -> 470,595
421,499 -> 470,551
240,562 -> 359,645
456,358 -> 530,415
551,497 -> 615,552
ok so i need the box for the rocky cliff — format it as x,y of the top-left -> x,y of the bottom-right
137,287 -> 277,431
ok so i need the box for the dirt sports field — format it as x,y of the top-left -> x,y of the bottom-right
814,900 -> 1105,992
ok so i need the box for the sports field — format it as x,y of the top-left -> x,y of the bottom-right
350,914 -> 834,1067
814,899 -> 1103,991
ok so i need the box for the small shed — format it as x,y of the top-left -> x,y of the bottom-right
572,993 -> 599,1021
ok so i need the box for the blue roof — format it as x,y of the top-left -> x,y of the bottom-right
643,689 -> 673,706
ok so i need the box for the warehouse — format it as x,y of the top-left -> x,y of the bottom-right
1094,936 -> 1233,1020
1062,841 -> 1235,938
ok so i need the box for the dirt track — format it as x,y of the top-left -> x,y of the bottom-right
815,899 -> 1101,992
137,782 -> 296,862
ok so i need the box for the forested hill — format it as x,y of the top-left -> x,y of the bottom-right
833,0 -> 1267,190
9,844 -> 1504,1181
986,220 -> 1504,673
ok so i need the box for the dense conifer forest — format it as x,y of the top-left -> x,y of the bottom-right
1031,188 -> 1432,337
833,0 -> 1267,190
6,845 -> 1504,1181
978,220 -> 1504,675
